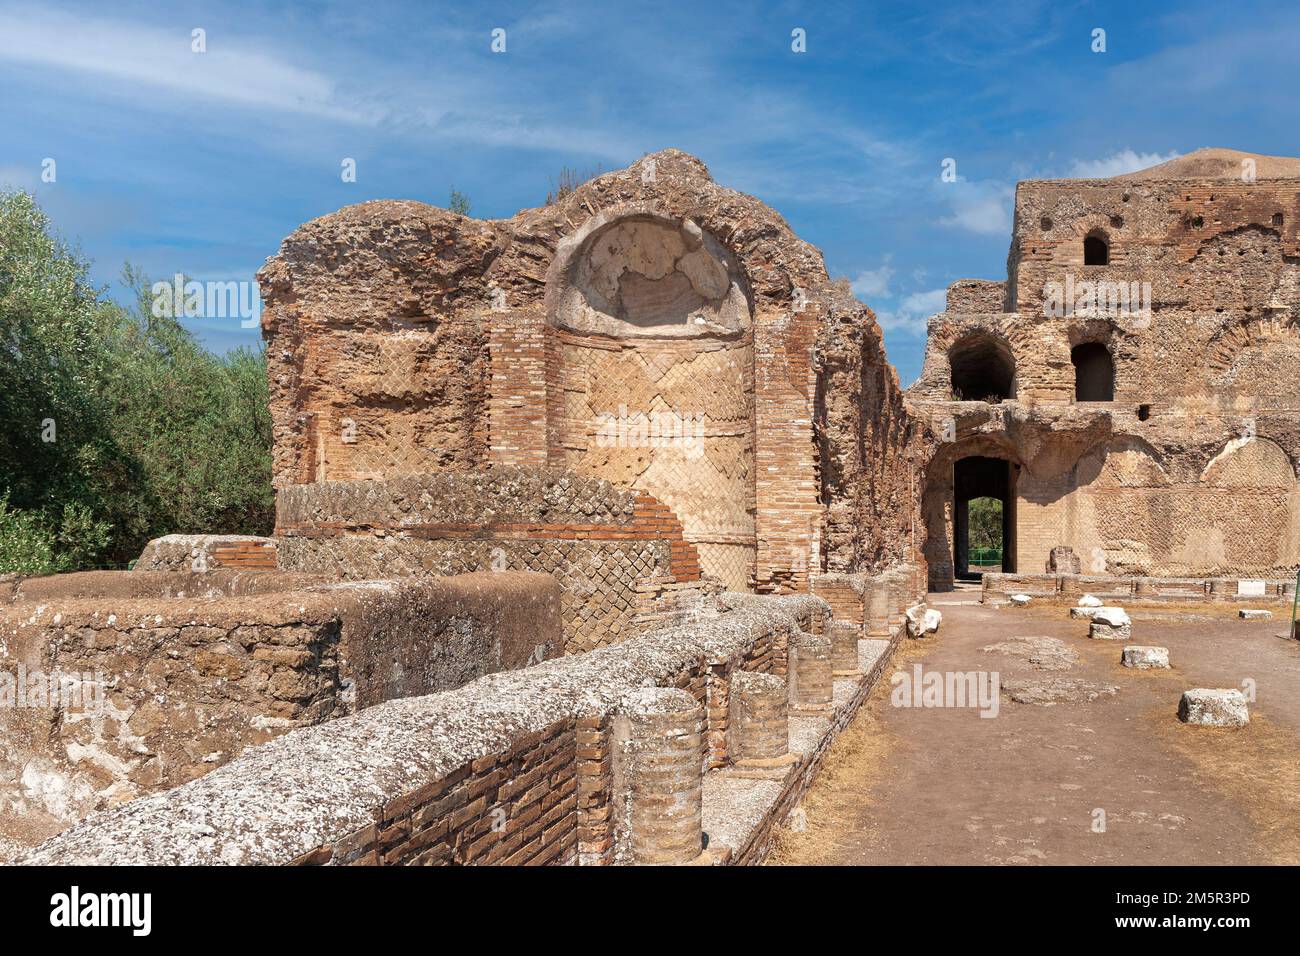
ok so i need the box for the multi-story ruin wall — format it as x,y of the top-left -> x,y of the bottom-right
258,150 -> 925,606
911,149 -> 1300,588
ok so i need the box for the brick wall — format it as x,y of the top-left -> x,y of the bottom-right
20,593 -> 834,866
272,468 -> 700,653
0,570 -> 561,828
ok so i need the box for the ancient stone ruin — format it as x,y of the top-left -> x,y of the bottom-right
3,147 -> 1298,865
913,148 -> 1300,595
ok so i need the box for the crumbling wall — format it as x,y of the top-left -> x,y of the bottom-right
816,282 -> 931,576
910,151 -> 1300,584
0,571 -> 561,825
258,150 -> 913,601
271,468 -> 701,653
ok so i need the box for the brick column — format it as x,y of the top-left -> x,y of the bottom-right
789,631 -> 832,713
729,671 -> 788,761
612,688 -> 704,865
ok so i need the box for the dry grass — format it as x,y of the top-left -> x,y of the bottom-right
766,638 -> 930,865
1154,710 -> 1300,864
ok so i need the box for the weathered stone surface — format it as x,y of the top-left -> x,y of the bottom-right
1070,606 -> 1100,619
1078,593 -> 1103,608
0,570 -> 561,824
905,604 -> 942,637
912,148 -> 1300,591
1010,594 -> 1032,607
981,635 -> 1078,671
1122,645 -> 1170,669
1239,609 -> 1273,620
255,149 -> 928,600
1089,607 -> 1132,640
1001,677 -> 1119,704
1178,688 -> 1249,727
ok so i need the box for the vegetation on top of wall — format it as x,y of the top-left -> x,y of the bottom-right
0,190 -> 274,574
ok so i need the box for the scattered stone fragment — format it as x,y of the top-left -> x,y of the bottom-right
980,636 -> 1078,671
1121,645 -> 1169,669
1001,677 -> 1119,705
1238,609 -> 1272,621
1088,606 -> 1131,640
1077,593 -> 1103,608
1010,594 -> 1032,607
1069,606 -> 1099,619
905,604 -> 942,637
1177,689 -> 1249,727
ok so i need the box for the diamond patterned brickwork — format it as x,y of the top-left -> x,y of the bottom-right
551,328 -> 755,590
274,468 -> 702,654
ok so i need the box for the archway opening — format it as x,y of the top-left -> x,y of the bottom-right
949,333 -> 1016,402
954,456 -> 1015,579
1084,232 -> 1109,266
1072,342 -> 1115,401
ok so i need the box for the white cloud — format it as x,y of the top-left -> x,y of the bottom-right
851,260 -> 894,300
0,9 -> 366,122
1067,149 -> 1180,179
874,287 -> 948,334
938,180 -> 1013,235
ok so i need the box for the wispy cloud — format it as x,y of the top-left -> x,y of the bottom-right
938,179 -> 1013,235
1067,149 -> 1180,179
875,287 -> 948,334
0,8 -> 366,121
851,258 -> 895,299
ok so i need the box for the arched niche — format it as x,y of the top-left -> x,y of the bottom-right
544,209 -> 757,591
948,332 -> 1016,402
1201,436 -> 1296,488
547,211 -> 752,338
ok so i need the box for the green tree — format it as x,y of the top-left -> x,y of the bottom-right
0,190 -> 274,573
968,496 -> 1003,557
448,189 -> 471,215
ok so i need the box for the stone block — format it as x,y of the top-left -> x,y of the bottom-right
1177,689 -> 1249,727
1121,645 -> 1169,669
1089,606 -> 1131,640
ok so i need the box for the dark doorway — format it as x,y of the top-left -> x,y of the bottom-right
949,333 -> 1016,402
954,456 -> 1016,579
1084,233 -> 1109,266
1072,342 -> 1115,401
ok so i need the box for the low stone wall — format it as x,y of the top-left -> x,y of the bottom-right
0,570 -> 560,826
982,571 -> 1298,605
272,469 -> 704,653
811,563 -> 927,637
19,572 -> 916,866
134,535 -> 279,572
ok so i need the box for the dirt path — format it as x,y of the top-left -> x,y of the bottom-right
771,594 -> 1300,865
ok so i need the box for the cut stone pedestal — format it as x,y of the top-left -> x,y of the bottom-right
1089,607 -> 1131,640
1177,689 -> 1249,727
1122,645 -> 1169,669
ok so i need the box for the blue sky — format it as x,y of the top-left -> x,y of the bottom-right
2,0 -> 1297,384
